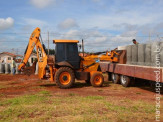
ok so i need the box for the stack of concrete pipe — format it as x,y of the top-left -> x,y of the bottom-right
0,62 -> 38,75
0,63 -> 22,74
0,63 -> 5,74
119,41 -> 163,67
5,63 -> 11,74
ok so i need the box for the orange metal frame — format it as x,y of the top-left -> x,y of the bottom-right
18,27 -> 48,79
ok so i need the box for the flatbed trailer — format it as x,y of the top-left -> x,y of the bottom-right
100,62 -> 163,87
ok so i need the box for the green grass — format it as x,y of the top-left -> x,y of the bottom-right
0,90 -> 156,122
68,93 -> 76,96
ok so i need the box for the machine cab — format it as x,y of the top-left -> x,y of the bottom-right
53,40 -> 81,69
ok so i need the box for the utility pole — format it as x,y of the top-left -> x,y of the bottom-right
82,39 -> 84,57
48,31 -> 49,56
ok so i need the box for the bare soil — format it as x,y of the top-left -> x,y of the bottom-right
0,74 -> 161,103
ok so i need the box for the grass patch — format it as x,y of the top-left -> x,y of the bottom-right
0,90 -> 51,106
136,92 -> 141,95
0,91 -> 157,122
0,93 -> 5,98
85,96 -> 104,100
68,93 -> 76,96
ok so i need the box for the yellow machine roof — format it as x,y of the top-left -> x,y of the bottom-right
53,40 -> 79,43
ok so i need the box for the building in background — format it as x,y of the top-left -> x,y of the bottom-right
0,52 -> 20,63
0,52 -> 37,64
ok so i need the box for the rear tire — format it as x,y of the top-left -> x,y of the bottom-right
111,73 -> 120,84
55,67 -> 75,89
120,75 -> 131,87
90,72 -> 104,87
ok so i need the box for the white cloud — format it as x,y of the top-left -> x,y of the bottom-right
78,4 -> 163,31
17,18 -> 48,34
30,0 -> 56,8
80,14 -> 158,30
21,18 -> 48,32
24,18 -> 47,26
59,29 -> 80,39
58,18 -> 79,30
0,17 -> 14,30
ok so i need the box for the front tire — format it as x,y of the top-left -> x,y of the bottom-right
55,67 -> 75,89
90,72 -> 104,87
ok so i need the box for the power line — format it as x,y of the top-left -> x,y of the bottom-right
0,32 -> 162,37
0,32 -> 48,34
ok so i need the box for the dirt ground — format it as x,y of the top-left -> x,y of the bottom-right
0,74 -> 162,102
0,74 -> 163,121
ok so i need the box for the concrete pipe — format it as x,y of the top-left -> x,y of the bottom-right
8,64 -> 10,73
0,63 -> 2,74
118,46 -> 127,50
131,45 -> 138,65
0,63 -> 5,74
10,64 -> 13,74
8,64 -> 11,74
160,42 -> 163,67
30,63 -> 33,66
16,63 -> 20,74
151,42 -> 160,67
145,43 -> 151,66
138,44 -> 145,65
5,63 -> 10,74
126,45 -> 132,64
35,62 -> 38,75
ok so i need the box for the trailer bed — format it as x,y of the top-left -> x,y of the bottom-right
100,62 -> 163,82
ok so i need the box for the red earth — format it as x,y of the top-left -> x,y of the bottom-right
0,74 -> 162,103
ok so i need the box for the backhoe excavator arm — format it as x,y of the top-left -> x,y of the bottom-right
18,27 -> 48,79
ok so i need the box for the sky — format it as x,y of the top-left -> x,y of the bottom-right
0,0 -> 163,54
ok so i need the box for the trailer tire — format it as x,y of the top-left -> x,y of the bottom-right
55,67 -> 75,89
120,75 -> 131,87
90,72 -> 104,87
111,73 -> 120,84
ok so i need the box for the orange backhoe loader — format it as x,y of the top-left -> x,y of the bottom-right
18,27 -> 105,88
18,27 -> 122,89
83,49 -> 120,63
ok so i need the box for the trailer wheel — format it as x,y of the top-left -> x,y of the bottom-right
111,73 -> 120,84
90,72 -> 104,87
55,67 -> 75,89
120,75 -> 131,87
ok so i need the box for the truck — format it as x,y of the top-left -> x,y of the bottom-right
99,43 -> 163,87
